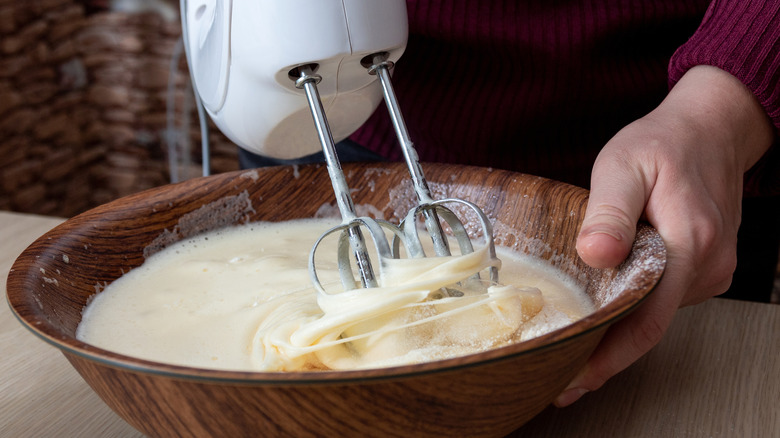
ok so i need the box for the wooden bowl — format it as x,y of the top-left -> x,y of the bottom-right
7,163 -> 665,437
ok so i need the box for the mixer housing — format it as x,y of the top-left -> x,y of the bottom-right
182,0 -> 408,158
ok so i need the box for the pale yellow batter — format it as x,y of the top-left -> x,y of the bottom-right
76,218 -> 593,371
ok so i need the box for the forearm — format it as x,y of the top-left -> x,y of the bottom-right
660,65 -> 774,175
669,0 -> 780,132
667,0 -> 780,195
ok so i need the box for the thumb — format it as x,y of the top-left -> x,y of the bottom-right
577,154 -> 648,269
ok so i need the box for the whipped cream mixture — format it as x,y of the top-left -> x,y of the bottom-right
77,218 -> 593,371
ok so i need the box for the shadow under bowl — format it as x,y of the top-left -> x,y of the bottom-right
7,163 -> 665,437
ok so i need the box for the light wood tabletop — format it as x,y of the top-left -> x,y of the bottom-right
2,210 -> 778,437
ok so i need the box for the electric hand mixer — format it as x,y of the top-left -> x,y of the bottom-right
181,0 -> 497,293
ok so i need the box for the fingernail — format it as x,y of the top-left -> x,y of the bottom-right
554,387 -> 588,407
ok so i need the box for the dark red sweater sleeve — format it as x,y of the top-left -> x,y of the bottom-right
668,0 -> 780,194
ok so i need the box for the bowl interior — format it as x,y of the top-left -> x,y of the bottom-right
7,162 -> 665,381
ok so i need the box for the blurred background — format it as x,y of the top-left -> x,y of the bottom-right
0,0 -> 777,300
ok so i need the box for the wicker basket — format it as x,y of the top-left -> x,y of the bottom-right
0,0 -> 238,217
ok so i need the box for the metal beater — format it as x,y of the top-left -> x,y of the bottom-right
367,54 -> 498,285
295,65 -> 401,292
299,57 -> 498,295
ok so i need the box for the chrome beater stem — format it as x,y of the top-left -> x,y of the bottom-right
367,54 -> 499,283
294,65 -> 378,289
368,56 -> 451,258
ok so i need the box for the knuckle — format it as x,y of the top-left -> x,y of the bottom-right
589,203 -> 635,230
718,250 -> 738,277
712,276 -> 734,296
693,219 -> 722,253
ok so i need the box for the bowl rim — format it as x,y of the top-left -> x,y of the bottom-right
6,164 -> 665,385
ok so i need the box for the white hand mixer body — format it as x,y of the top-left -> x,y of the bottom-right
181,0 -> 498,294
182,0 -> 408,159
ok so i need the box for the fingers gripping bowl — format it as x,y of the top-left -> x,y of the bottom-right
7,163 -> 665,437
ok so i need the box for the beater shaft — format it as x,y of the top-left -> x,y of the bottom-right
368,54 -> 498,283
295,65 -> 378,288
370,57 -> 451,258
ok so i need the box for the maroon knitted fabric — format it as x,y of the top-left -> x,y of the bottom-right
350,0 -> 779,192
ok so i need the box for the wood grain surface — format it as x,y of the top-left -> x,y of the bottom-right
513,297 -> 780,437
2,210 -> 778,437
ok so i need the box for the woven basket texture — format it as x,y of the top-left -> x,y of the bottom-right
0,0 -> 239,217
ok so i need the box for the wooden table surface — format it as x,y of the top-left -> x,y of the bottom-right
2,210 -> 778,437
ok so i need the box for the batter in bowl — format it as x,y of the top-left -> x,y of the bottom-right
76,218 -> 593,371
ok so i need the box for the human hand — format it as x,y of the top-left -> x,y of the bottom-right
556,65 -> 775,407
